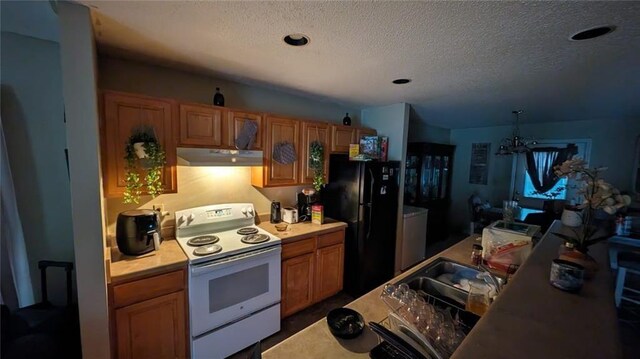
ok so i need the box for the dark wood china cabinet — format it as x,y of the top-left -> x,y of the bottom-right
404,142 -> 455,242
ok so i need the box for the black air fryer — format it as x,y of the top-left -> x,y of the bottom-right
116,209 -> 160,255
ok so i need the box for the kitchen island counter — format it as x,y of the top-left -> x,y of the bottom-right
108,238 -> 188,284
263,221 -> 621,358
258,218 -> 347,243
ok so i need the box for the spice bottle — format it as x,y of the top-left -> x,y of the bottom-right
471,244 -> 483,266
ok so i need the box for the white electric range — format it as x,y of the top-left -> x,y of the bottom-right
175,203 -> 281,359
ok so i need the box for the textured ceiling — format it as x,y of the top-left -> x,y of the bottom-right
82,1 -> 640,129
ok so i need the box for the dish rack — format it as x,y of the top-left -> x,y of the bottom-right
379,285 -> 476,359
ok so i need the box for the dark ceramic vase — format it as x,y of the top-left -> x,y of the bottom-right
342,113 -> 351,126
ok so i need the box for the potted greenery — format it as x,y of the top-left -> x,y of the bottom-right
309,140 -> 325,193
123,129 -> 166,204
552,157 -> 631,276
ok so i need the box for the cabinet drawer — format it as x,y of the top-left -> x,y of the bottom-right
282,237 -> 315,260
317,230 -> 344,248
112,269 -> 185,308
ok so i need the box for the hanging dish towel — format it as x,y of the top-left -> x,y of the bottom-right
235,119 -> 259,150
273,142 -> 297,165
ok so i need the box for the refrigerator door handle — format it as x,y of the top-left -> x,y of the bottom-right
365,203 -> 373,240
368,168 -> 375,204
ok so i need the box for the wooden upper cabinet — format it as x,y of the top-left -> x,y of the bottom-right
331,125 -> 357,153
102,91 -> 177,197
356,127 -> 377,142
178,103 -> 225,147
228,110 -> 263,150
300,121 -> 329,185
252,116 -> 300,187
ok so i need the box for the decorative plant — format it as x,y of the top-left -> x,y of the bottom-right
123,130 -> 166,204
552,157 -> 631,253
309,140 -> 325,192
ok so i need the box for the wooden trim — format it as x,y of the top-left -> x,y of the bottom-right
112,269 -> 185,308
282,237 -> 315,260
317,229 -> 345,248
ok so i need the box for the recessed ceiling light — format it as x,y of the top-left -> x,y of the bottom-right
283,34 -> 310,47
392,79 -> 412,85
570,26 -> 615,41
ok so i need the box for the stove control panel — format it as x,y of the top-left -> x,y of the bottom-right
241,207 -> 255,217
175,203 -> 256,230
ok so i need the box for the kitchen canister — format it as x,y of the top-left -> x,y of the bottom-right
270,201 -> 282,223
561,208 -> 582,227
550,259 -> 584,292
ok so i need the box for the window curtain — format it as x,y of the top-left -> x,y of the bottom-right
525,145 -> 578,193
1,117 -> 34,309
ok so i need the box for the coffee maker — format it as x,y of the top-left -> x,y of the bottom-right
297,191 -> 317,222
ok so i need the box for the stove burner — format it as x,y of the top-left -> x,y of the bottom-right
193,244 -> 222,256
237,227 -> 259,235
241,234 -> 270,244
187,235 -> 219,247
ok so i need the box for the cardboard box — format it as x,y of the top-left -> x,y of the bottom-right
312,204 -> 324,224
380,136 -> 388,162
349,144 -> 360,160
360,136 -> 380,159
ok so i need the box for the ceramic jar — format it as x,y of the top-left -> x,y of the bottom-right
561,209 -> 582,227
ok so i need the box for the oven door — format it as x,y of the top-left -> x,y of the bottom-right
189,245 -> 281,337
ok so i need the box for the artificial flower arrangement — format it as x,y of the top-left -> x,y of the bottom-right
552,157 -> 631,254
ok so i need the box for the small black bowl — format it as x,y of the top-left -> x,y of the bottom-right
326,307 -> 365,339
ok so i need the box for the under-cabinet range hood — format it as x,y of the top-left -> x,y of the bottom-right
177,147 -> 263,166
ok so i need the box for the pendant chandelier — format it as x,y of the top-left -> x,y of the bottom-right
496,110 -> 538,156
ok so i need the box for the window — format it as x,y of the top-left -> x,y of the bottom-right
511,139 -> 591,209
523,172 -> 567,200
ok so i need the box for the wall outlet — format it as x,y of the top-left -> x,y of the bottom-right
153,203 -> 165,213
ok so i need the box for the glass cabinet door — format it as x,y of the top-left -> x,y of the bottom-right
421,155 -> 432,199
404,155 -> 419,204
440,156 -> 450,199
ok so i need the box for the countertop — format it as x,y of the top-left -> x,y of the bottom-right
108,238 -> 188,284
263,221 -> 621,359
452,221 -> 621,359
258,218 -> 347,243
108,219 -> 345,284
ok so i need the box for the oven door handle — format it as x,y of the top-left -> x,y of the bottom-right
191,246 -> 281,276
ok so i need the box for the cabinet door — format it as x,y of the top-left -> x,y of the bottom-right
356,127 -> 377,143
263,116 -> 300,186
330,125 -> 356,153
228,110 -> 263,150
103,92 -> 177,196
314,243 -> 344,302
115,291 -> 187,359
300,121 -> 329,185
179,103 -> 225,147
281,253 -> 314,318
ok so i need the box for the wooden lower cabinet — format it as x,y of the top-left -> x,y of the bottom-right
115,291 -> 186,359
314,243 -> 345,302
280,229 -> 345,318
281,252 -> 315,318
110,269 -> 188,359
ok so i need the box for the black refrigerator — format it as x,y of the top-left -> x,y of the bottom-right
324,154 -> 400,297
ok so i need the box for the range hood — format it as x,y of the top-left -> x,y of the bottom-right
177,147 -> 263,166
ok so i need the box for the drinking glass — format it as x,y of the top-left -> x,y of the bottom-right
467,280 -> 491,316
503,200 -> 519,223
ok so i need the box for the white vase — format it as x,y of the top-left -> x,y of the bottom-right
133,142 -> 148,159
561,209 -> 582,227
